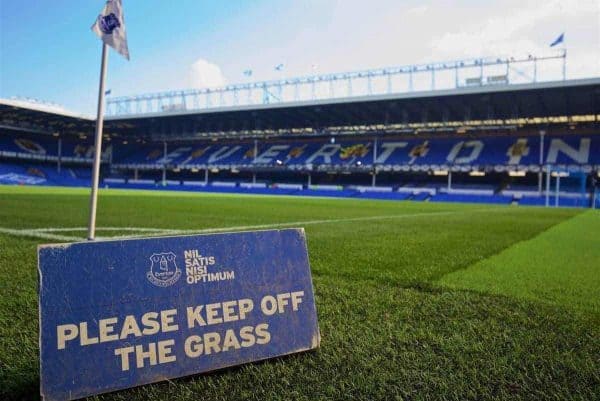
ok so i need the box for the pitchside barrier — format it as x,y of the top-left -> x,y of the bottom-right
38,229 -> 320,401
544,167 -> 589,208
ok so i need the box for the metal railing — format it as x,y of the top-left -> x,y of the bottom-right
106,51 -> 567,117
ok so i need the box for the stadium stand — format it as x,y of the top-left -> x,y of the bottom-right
1,128 -> 598,206
3,130 -> 598,169
0,161 -> 91,187
1,77 -> 599,208
110,133 -> 598,168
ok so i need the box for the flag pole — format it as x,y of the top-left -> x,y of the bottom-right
87,43 -> 109,240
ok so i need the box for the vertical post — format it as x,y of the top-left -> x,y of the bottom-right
57,137 -> 62,173
538,130 -> 545,193
580,172 -> 586,208
204,168 -> 208,185
87,43 -> 108,241
372,137 -> 378,164
253,138 -> 258,185
134,168 -> 138,180
533,57 -> 537,83
455,64 -> 459,88
545,166 -> 550,207
307,173 -> 311,187
431,67 -> 435,90
372,137 -> 378,187
592,175 -> 597,209
409,69 -> 413,91
555,175 -> 560,207
448,171 -> 452,191
162,141 -> 167,186
277,82 -> 282,102
479,59 -> 483,84
562,49 -> 567,80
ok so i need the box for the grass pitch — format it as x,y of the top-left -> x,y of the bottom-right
0,186 -> 598,401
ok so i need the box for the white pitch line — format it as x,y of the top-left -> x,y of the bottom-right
0,227 -> 178,242
0,207 -> 517,242
0,227 -> 82,242
28,227 -> 174,233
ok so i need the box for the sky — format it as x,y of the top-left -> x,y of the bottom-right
1,0 -> 599,116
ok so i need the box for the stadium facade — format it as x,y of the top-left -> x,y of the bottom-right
1,68 -> 599,208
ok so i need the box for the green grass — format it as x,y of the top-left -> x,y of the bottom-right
438,211 -> 600,312
0,186 -> 598,401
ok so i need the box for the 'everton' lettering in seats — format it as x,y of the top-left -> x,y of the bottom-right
2,131 -> 597,170
106,134 -> 599,171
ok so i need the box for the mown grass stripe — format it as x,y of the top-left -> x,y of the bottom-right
437,210 -> 600,312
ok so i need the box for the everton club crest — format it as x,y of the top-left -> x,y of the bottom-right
147,252 -> 181,287
98,12 -> 121,35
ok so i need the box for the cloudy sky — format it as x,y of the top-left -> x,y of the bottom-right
1,0 -> 598,115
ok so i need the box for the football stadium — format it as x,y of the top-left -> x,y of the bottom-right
1,1 -> 599,400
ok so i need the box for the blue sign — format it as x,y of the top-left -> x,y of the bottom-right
38,229 -> 320,401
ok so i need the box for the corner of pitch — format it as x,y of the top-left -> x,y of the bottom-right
184,249 -> 235,284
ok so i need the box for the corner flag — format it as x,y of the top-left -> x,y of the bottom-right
92,0 -> 130,60
87,0 -> 130,240
550,33 -> 564,47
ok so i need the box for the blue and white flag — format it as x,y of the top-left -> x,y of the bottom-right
275,63 -> 284,71
550,33 -> 564,47
92,0 -> 130,60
